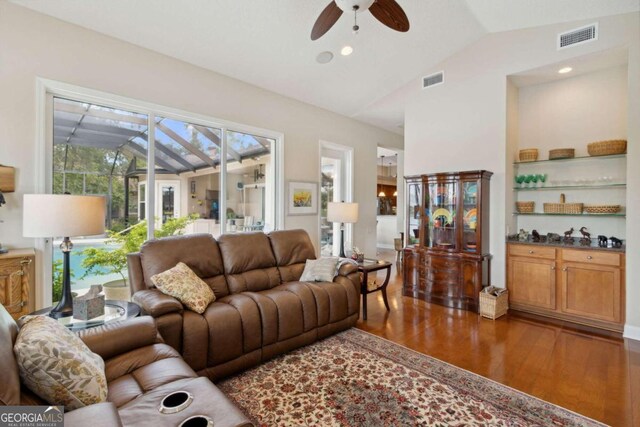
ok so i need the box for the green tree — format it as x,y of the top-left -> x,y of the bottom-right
81,215 -> 197,282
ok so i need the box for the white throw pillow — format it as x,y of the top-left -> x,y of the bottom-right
300,257 -> 339,282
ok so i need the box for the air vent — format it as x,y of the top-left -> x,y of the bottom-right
422,72 -> 444,89
558,23 -> 598,50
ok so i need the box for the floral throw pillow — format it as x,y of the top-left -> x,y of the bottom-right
151,262 -> 215,314
14,315 -> 108,411
300,257 -> 339,282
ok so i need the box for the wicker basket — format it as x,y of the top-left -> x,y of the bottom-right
519,149 -> 538,162
584,205 -> 621,214
515,201 -> 534,213
549,148 -> 575,160
480,290 -> 508,320
543,202 -> 583,214
587,140 -> 627,156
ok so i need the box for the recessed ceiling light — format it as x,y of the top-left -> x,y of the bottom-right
340,45 -> 353,56
558,67 -> 573,74
316,51 -> 334,64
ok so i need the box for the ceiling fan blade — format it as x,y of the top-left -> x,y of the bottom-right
369,0 -> 410,33
311,1 -> 343,40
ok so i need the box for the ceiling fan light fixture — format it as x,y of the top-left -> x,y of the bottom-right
340,45 -> 354,56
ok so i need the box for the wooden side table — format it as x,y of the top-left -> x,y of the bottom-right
357,259 -> 392,320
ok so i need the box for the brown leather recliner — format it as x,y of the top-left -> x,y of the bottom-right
0,304 -> 251,427
128,229 -> 360,380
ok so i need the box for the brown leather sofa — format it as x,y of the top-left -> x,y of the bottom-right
0,305 -> 251,427
128,229 -> 360,380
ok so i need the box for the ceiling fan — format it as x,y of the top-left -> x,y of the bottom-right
311,0 -> 410,41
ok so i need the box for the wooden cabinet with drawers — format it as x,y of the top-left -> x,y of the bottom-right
403,170 -> 492,312
0,249 -> 35,319
507,243 -> 624,332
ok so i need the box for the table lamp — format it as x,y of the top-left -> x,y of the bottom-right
23,194 -> 106,318
327,202 -> 359,258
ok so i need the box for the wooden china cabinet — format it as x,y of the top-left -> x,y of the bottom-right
403,170 -> 492,312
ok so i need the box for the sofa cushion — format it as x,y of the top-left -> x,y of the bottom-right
152,262 -> 215,314
140,234 -> 229,298
268,229 -> 316,282
218,232 -> 281,293
105,343 -> 195,408
14,315 -> 108,411
0,304 -> 20,406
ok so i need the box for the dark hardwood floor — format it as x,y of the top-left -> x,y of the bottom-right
356,249 -> 640,427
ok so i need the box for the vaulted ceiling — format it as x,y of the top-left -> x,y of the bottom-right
11,0 -> 640,134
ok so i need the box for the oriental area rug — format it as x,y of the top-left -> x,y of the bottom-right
218,328 -> 604,427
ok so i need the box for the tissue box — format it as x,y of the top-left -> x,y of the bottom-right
73,294 -> 105,320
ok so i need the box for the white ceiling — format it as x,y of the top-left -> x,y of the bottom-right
11,0 -> 640,135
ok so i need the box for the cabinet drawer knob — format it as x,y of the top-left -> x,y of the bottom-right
587,255 -> 593,260
528,250 -> 534,254
551,266 -> 555,270
562,267 -> 568,272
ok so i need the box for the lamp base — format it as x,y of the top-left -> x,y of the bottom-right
49,305 -> 73,319
50,237 -> 74,319
339,227 -> 346,258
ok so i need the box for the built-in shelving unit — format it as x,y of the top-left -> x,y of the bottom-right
514,212 -> 625,217
513,183 -> 625,191
513,153 -> 625,165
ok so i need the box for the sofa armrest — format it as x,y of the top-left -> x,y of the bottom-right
133,288 -> 183,317
65,402 -> 122,427
336,262 -> 357,276
77,316 -> 160,360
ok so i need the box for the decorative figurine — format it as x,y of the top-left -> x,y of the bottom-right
610,236 -> 623,248
518,229 -> 529,241
531,229 -> 541,242
598,235 -> 608,248
547,233 -> 561,243
579,227 -> 591,240
563,227 -> 574,244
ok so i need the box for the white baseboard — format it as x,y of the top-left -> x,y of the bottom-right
623,324 -> 640,341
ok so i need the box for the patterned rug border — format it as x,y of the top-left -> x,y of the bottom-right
218,328 -> 608,427
343,328 -> 608,427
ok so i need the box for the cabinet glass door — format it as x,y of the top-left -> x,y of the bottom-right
406,180 -> 421,246
461,179 -> 479,253
425,179 -> 457,250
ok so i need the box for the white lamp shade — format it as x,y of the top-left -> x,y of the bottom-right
327,202 -> 359,224
23,194 -> 106,238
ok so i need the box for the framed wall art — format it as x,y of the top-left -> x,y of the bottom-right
288,181 -> 318,215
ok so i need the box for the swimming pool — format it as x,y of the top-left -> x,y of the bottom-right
53,239 -> 123,291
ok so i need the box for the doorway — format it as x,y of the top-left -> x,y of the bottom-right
320,142 -> 353,257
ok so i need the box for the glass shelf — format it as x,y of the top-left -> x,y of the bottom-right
513,153 -> 625,166
513,183 -> 626,191
513,212 -> 625,217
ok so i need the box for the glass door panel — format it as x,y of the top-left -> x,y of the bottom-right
426,180 -> 457,250
406,180 -> 421,246
461,180 -> 479,253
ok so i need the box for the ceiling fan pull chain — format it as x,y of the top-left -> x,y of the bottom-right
352,5 -> 360,34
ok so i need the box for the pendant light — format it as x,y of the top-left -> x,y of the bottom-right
392,154 -> 398,196
377,155 -> 386,197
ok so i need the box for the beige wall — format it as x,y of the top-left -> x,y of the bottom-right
402,13 -> 639,336
0,2 -> 401,308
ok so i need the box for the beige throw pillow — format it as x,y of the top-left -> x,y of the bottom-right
300,257 -> 339,282
14,315 -> 108,411
151,262 -> 215,314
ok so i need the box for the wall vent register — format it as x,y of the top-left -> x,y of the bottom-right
557,23 -> 598,50
422,72 -> 444,89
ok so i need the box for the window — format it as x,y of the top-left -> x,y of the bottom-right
48,94 -> 281,303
